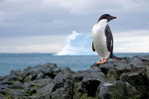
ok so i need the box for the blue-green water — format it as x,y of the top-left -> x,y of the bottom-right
0,53 -> 149,75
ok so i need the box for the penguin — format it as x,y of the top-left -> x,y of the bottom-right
91,14 -> 119,64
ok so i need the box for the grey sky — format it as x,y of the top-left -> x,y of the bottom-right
0,0 -> 149,53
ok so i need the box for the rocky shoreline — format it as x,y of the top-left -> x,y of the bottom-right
0,56 -> 149,99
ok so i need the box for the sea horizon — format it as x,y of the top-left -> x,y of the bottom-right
0,52 -> 149,75
0,52 -> 149,55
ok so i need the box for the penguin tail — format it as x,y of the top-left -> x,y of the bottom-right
110,54 -> 122,60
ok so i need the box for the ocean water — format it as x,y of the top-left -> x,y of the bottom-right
0,53 -> 149,75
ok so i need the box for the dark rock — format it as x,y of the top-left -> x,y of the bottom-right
73,69 -> 106,97
120,69 -> 149,98
0,95 -> 5,99
51,67 -> 74,99
0,56 -> 149,99
22,63 -> 60,80
99,81 -> 140,99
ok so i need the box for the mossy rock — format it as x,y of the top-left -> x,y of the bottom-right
99,81 -> 140,99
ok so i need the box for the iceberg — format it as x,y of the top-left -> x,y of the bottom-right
57,31 -> 95,55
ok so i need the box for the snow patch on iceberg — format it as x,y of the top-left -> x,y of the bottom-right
57,31 -> 95,55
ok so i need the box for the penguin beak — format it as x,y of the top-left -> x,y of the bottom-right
111,16 -> 117,20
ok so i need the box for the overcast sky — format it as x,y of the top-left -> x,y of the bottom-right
0,0 -> 149,53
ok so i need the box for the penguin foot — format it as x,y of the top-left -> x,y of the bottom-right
96,58 -> 108,64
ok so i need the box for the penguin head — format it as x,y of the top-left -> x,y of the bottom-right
98,14 -> 117,22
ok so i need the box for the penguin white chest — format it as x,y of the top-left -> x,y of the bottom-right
92,19 -> 110,58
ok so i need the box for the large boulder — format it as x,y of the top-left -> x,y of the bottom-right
99,81 -> 139,99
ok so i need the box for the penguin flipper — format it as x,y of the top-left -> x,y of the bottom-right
92,42 -> 95,52
105,25 -> 113,58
